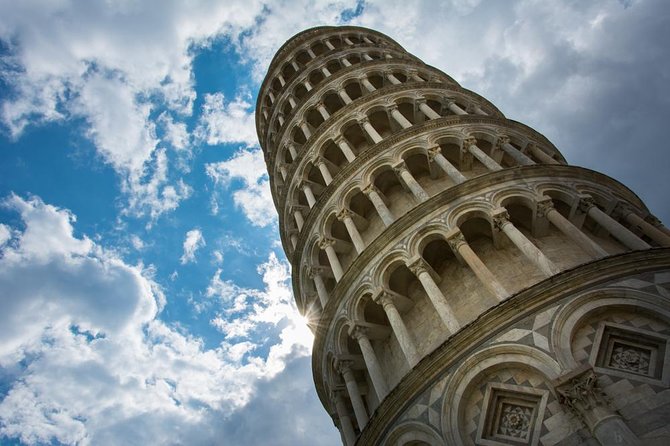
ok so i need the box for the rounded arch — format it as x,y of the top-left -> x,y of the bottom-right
441,343 -> 561,445
550,287 -> 670,371
383,421 -> 445,446
406,221 -> 451,259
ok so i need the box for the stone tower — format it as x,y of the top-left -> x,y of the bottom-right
255,26 -> 670,446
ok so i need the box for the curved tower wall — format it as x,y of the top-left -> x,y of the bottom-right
257,26 -> 670,446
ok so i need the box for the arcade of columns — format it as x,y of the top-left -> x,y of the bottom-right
256,26 -> 670,446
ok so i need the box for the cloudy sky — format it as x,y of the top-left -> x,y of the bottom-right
0,0 -> 668,445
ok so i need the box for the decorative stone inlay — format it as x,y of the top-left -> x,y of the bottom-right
590,321 -> 669,383
476,382 -> 548,446
609,342 -> 651,374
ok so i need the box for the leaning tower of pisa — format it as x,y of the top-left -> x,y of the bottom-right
256,26 -> 670,446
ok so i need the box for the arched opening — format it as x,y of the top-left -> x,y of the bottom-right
368,110 -> 393,140
311,41 -> 326,56
323,91 -> 344,115
373,167 -> 410,218
348,189 -> 379,245
294,83 -> 308,101
322,139 -> 347,168
342,121 -> 369,154
344,81 -> 363,101
309,69 -> 325,86
295,50 -> 311,66
305,107 -> 325,130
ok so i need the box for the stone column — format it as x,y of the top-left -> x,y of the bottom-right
537,198 -> 608,259
374,290 -> 420,367
362,183 -> 395,227
389,105 -> 412,129
324,39 -> 335,50
615,203 -> 670,247
288,96 -> 297,109
363,36 -> 374,44
321,67 -> 332,77
338,87 -> 353,105
497,136 -> 535,165
268,91 -> 275,103
341,57 -> 352,67
393,162 -> 430,202
302,183 -> 317,208
406,256 -> 461,334
647,214 -> 670,237
337,208 -> 365,254
408,70 -> 424,82
362,53 -> 373,61
277,115 -> 285,126
304,80 -> 313,91
278,163 -> 288,181
315,158 -> 333,185
307,48 -> 316,59
526,143 -> 559,165
359,117 -> 383,143
554,366 -> 640,446
360,76 -> 376,93
288,143 -> 298,160
386,72 -> 401,85
446,100 -> 467,115
316,102 -> 330,120
277,74 -> 286,87
350,326 -> 389,401
334,135 -> 356,162
291,61 -> 300,71
308,266 -> 330,307
300,121 -> 312,139
463,136 -> 502,172
418,101 -> 441,120
292,207 -> 305,231
289,231 -> 298,250
337,360 -> 369,428
344,37 -> 354,46
320,237 -> 344,281
493,209 -> 560,277
332,392 -> 356,446
446,229 -> 508,300
579,197 -> 651,250
428,146 -> 467,184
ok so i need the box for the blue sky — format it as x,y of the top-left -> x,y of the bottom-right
0,1 -> 668,445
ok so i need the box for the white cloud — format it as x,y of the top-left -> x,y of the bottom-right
206,148 -> 276,227
130,235 -> 145,251
180,229 -> 206,264
159,112 -> 190,152
0,0 -> 264,220
0,223 -> 12,247
195,92 -> 258,147
0,195 -> 335,445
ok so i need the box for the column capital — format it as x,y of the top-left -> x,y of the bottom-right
361,182 -> 380,196
335,359 -> 355,376
445,228 -> 467,251
306,265 -> 328,278
372,288 -> 394,309
336,208 -> 353,221
578,196 -> 595,214
319,236 -> 336,249
315,100 -> 325,109
536,196 -> 555,218
461,135 -> 477,149
491,208 -> 511,230
613,201 -> 635,219
385,102 -> 399,112
496,135 -> 511,148
553,366 -> 609,424
646,214 -> 663,227
406,256 -> 429,277
290,204 -> 308,213
356,114 -> 370,125
350,325 -> 369,341
391,160 -> 408,175
427,145 -> 442,161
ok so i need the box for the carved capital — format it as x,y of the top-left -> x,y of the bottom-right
306,265 -> 326,279
336,208 -> 353,221
646,214 -> 663,227
350,325 -> 369,341
491,209 -> 511,230
536,196 -> 554,218
496,135 -> 511,148
427,145 -> 442,161
578,196 -> 595,214
462,136 -> 477,149
372,288 -> 394,309
361,183 -> 378,196
446,230 -> 467,251
613,201 -> 635,220
554,367 -> 609,423
319,237 -> 336,250
392,161 -> 408,175
406,256 -> 428,277
336,359 -> 354,376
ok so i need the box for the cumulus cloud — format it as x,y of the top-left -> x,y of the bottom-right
0,0 -> 264,220
206,148 -> 276,227
180,229 -> 206,264
195,92 -> 258,147
0,195 -> 334,445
